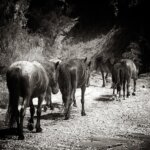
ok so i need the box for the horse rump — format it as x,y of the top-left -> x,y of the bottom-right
58,58 -> 91,119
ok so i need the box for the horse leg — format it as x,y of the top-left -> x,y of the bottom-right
111,71 -> 114,87
132,79 -> 136,96
123,81 -> 126,100
27,99 -> 35,131
72,80 -> 77,107
45,87 -> 53,111
86,76 -> 90,87
110,73 -> 114,88
49,91 -> 53,110
16,109 -> 20,132
101,70 -> 105,87
113,88 -> 115,95
81,85 -> 86,116
116,84 -> 121,101
36,95 -> 44,132
63,95 -> 72,120
18,97 -> 28,140
113,83 -> 116,95
127,78 -> 131,98
111,82 -> 114,89
72,90 -> 77,107
105,72 -> 109,83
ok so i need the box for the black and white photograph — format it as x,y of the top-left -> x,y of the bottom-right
0,0 -> 150,149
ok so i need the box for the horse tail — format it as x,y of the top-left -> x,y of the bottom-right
6,67 -> 21,127
116,67 -> 120,84
116,66 -> 123,89
59,64 -> 71,100
119,69 -> 123,86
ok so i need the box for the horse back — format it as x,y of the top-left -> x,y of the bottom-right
7,61 -> 49,98
59,59 -> 89,90
121,59 -> 138,79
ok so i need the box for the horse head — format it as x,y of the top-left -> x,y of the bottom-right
49,61 -> 60,94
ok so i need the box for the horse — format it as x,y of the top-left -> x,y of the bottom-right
58,57 -> 91,120
41,58 -> 62,111
6,60 -> 59,140
94,57 -> 115,87
112,59 -> 138,100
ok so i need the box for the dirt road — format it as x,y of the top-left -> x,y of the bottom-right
0,73 -> 150,150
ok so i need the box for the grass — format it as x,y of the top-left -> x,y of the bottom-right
0,76 -> 8,109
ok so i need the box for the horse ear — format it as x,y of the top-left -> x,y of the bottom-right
84,57 -> 87,63
55,61 -> 59,69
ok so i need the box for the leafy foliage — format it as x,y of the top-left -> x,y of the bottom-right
0,0 -> 150,74
0,0 -> 75,71
122,42 -> 142,66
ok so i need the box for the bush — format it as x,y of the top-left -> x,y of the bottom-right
0,23 -> 47,67
122,42 -> 142,69
0,78 -> 8,109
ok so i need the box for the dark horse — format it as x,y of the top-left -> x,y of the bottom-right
6,60 -> 59,140
44,59 -> 62,110
58,58 -> 91,120
112,59 -> 138,100
95,56 -> 115,87
40,59 -> 61,111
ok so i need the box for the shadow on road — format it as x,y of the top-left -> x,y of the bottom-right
37,103 -> 64,120
50,103 -> 63,109
94,94 -> 113,102
117,133 -> 150,150
40,113 -> 64,120
0,128 -> 18,139
79,133 -> 150,150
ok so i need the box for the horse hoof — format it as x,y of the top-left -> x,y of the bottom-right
64,117 -> 69,120
127,93 -> 130,98
50,105 -> 54,110
36,127 -> 42,133
81,112 -> 86,116
86,84 -> 90,87
64,115 -> 70,120
112,96 -> 116,100
18,135 -> 24,140
132,93 -> 136,96
73,103 -> 77,107
43,106 -> 47,112
27,123 -> 34,131
116,97 -> 121,101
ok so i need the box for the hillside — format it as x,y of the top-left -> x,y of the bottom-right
0,0 -> 150,73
